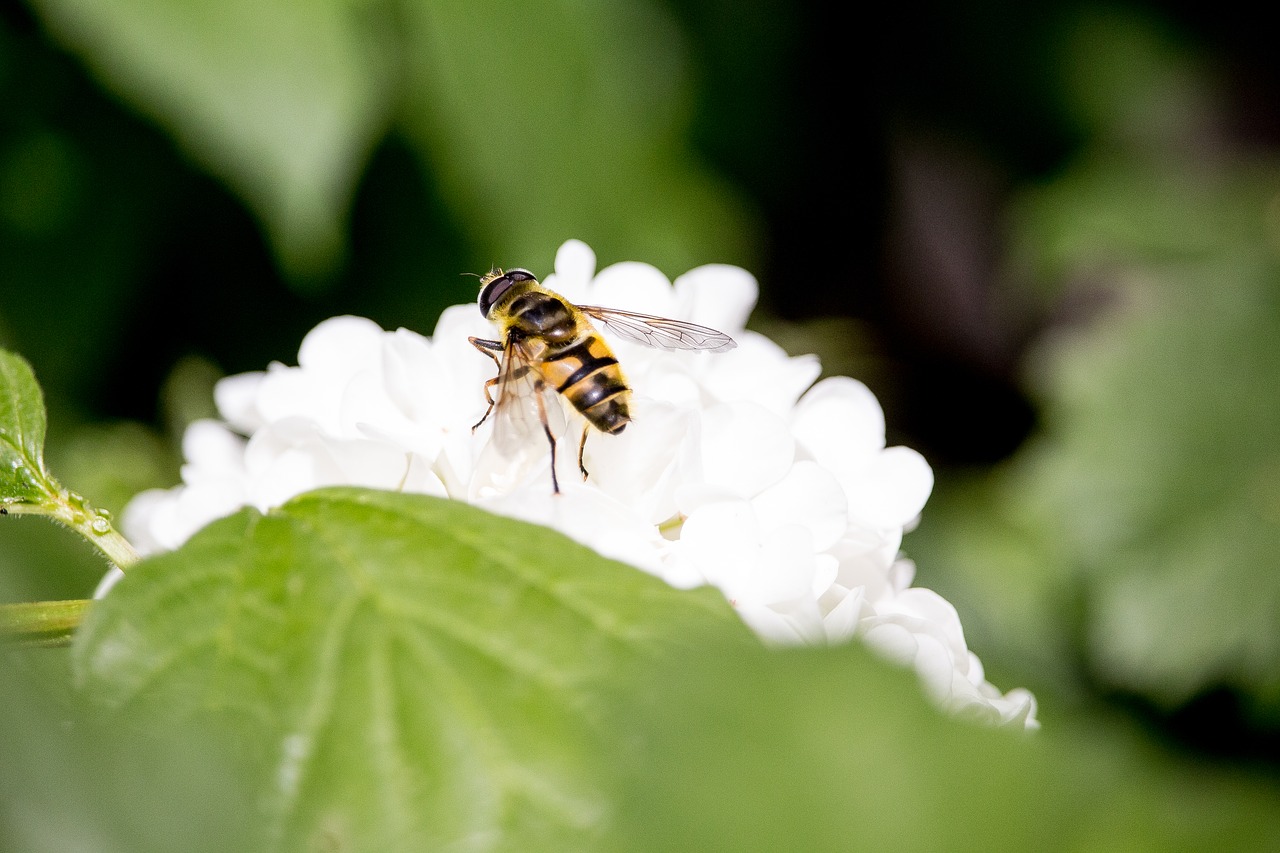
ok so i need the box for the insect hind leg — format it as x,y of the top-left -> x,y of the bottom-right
578,425 -> 590,480
530,378 -> 561,494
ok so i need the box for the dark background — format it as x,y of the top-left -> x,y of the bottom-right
3,0 -> 1275,461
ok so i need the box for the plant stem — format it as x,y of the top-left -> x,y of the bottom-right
90,526 -> 141,569
5,488 -> 141,570
0,599 -> 91,647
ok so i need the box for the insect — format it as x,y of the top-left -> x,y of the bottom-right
469,266 -> 737,493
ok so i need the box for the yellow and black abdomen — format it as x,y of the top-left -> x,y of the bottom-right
502,288 -> 633,434
541,334 -> 632,434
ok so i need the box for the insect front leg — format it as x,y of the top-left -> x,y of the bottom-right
472,376 -> 502,431
469,337 -> 504,430
469,335 -> 505,365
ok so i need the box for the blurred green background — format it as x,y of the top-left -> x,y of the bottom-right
4,0 -> 1280,845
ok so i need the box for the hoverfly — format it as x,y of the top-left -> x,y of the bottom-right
469,267 -> 737,493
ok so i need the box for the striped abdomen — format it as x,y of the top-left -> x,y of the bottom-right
506,291 -> 631,434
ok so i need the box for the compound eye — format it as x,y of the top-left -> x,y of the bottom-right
478,268 -> 538,316
478,274 -> 513,317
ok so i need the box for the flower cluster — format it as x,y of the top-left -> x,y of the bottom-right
111,239 -> 1037,728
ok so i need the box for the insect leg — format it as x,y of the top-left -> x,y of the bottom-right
472,376 -> 501,431
469,336 -> 504,362
578,425 -> 590,480
531,378 -> 561,494
469,337 -> 505,430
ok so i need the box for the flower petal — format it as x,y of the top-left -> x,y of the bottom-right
791,375 -> 885,469
672,263 -> 758,332
542,238 -> 597,303
698,402 -> 795,497
214,371 -> 266,432
298,315 -> 386,373
699,333 -> 821,416
588,261 -> 676,317
584,400 -> 699,523
844,446 -> 934,529
750,460 -> 848,552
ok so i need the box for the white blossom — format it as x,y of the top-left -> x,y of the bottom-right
105,239 -> 1038,729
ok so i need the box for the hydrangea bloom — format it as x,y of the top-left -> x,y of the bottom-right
108,239 -> 1037,729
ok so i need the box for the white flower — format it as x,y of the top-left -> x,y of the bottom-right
107,239 -> 1038,729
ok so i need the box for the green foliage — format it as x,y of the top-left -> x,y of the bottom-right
0,359 -> 157,600
8,2 -> 1280,848
910,8 -> 1280,723
71,487 -> 750,850
1051,5 -> 1220,149
26,0 -> 756,279
3,344 -> 1280,848
10,527 -> 1280,850
26,0 -> 396,278
1020,259 -> 1280,712
603,646 -> 1280,853
0,350 -> 53,506
0,348 -> 139,584
1,649 -> 262,853
393,0 -> 757,274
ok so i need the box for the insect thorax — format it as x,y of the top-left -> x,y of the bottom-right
505,290 -> 582,345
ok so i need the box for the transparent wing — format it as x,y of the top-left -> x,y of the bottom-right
469,338 -> 572,499
576,306 -> 737,353
485,340 -> 567,459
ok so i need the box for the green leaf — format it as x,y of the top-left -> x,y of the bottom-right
24,0 -> 759,279
73,487 -> 749,850
601,642 -> 1280,852
396,0 -> 759,274
937,219 -> 1280,715
27,0 -> 396,278
0,349 -> 53,504
1052,7 -> 1217,150
2,649 -> 260,853
1021,262 -> 1280,712
912,13 -> 1280,721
